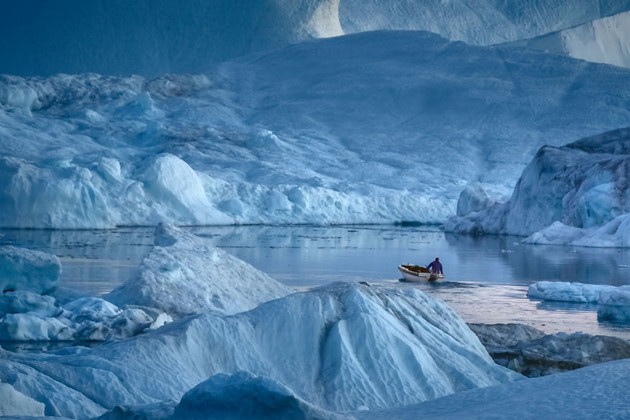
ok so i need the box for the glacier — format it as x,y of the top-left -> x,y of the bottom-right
513,11 -> 630,68
1,0 -> 629,76
2,32 -> 630,228
447,127 -> 630,247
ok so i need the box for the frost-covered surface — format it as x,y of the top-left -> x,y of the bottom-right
1,0 -> 628,76
514,11 -> 630,68
356,359 -> 630,419
105,224 -> 290,316
2,32 -> 630,228
0,290 -> 171,341
469,323 -> 630,377
0,282 -> 520,418
446,127 -> 630,245
0,246 -> 61,293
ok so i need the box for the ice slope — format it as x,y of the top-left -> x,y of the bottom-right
340,0 -> 630,46
0,283 -> 519,418
356,359 -> 630,419
2,32 -> 630,228
446,127 -> 630,244
1,0 -> 629,76
513,11 -> 630,68
106,224 -> 291,316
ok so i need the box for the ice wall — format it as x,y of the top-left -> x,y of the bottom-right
340,0 -> 630,46
1,0 -> 629,76
2,32 -> 630,228
447,127 -> 630,245
514,11 -> 630,68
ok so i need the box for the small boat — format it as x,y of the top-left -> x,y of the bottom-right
398,264 -> 444,282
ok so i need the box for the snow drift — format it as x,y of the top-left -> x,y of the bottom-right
447,127 -> 630,246
1,0 -> 629,76
0,282 -> 519,417
106,224 -> 290,316
2,32 -> 630,228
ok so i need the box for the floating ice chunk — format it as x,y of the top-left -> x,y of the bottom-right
527,281 -> 628,303
106,224 -> 290,316
0,382 -> 45,417
597,289 -> 630,323
173,371 -> 346,420
0,246 -> 61,294
524,215 -> 630,248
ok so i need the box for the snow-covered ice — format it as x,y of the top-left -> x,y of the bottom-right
0,246 -> 61,293
356,358 -> 630,419
2,33 -> 630,229
447,127 -> 630,247
105,224 -> 290,316
0,281 -> 520,417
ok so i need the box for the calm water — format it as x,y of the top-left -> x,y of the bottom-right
1,225 -> 629,339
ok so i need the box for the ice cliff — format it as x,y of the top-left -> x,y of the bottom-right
447,127 -> 630,247
2,32 -> 630,228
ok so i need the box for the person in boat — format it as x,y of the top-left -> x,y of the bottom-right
426,257 -> 443,275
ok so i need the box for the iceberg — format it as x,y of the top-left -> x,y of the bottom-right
105,224 -> 291,316
527,281 -> 630,325
512,11 -> 630,68
0,246 -> 61,293
1,0 -> 628,76
0,282 -> 519,417
447,127 -> 630,246
2,33 -> 630,229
